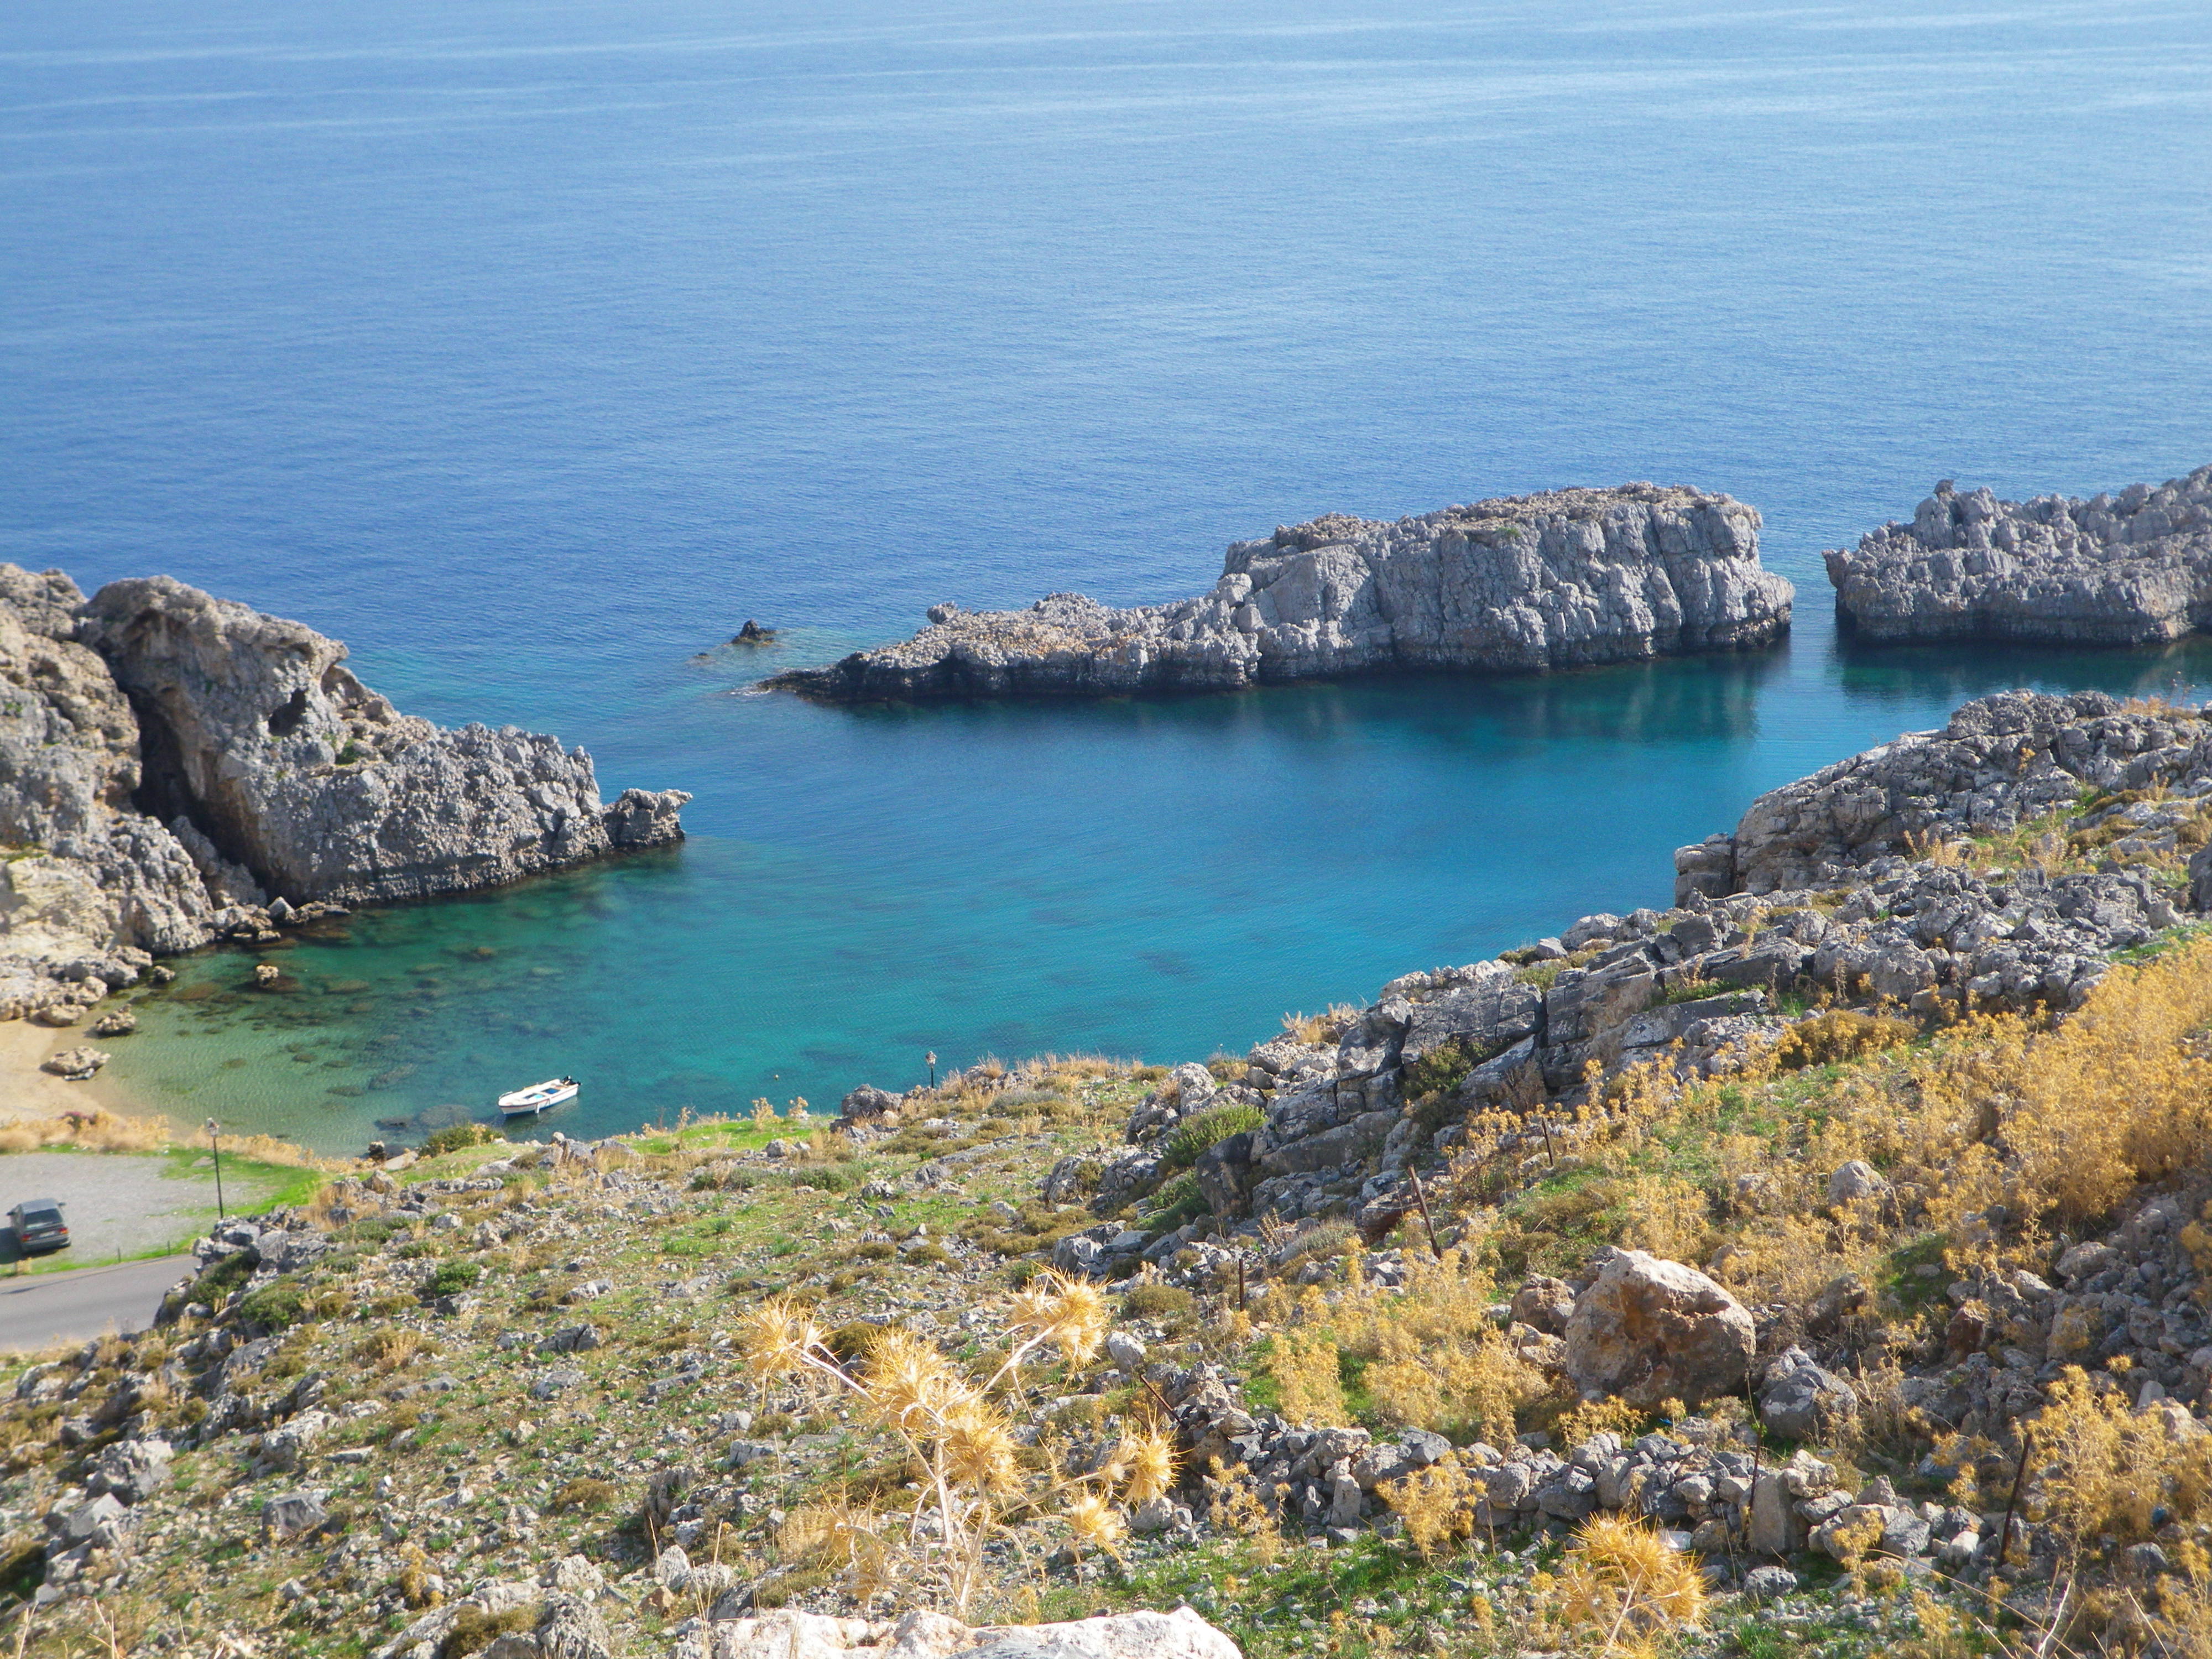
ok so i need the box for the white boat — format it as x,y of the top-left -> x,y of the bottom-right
498,1076 -> 578,1117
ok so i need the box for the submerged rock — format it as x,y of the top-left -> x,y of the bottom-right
770,484 -> 1791,701
1827,464 -> 2212,644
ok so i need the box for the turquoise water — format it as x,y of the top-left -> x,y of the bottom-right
4,2 -> 2212,1148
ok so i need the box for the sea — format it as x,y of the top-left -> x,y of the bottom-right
4,0 -> 2211,1151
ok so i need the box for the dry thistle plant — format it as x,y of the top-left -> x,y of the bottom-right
1552,1396 -> 1646,1448
734,1269 -> 1133,1611
1203,1460 -> 1285,1564
1550,1514 -> 1708,1653
1281,1004 -> 1360,1046
2030,1366 -> 2212,1548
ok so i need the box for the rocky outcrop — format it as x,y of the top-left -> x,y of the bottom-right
0,565 -> 688,1019
1674,690 -> 2212,899
77,576 -> 689,905
1827,465 -> 2212,643
770,484 -> 1791,701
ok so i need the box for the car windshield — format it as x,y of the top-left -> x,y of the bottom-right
19,1208 -> 61,1224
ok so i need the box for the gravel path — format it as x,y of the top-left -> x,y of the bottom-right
0,1151 -> 286,1268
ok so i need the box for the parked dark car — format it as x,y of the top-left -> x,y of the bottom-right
7,1200 -> 69,1255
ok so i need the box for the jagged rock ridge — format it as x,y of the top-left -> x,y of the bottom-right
1,566 -> 688,1019
1674,688 -> 2212,899
770,484 -> 1792,701
1827,464 -> 2212,643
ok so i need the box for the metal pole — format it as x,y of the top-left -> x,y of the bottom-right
1407,1167 -> 1443,1260
926,1050 -> 937,1088
206,1118 -> 225,1219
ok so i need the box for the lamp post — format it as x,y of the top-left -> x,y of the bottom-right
925,1050 -> 937,1088
206,1118 -> 225,1220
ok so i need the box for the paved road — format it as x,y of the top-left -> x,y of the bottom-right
0,1255 -> 192,1353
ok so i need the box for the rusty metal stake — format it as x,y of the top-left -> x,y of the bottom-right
1407,1167 -> 1443,1260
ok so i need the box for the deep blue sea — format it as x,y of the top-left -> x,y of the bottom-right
4,0 -> 2211,1150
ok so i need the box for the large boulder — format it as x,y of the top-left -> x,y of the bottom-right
838,1084 -> 902,1123
40,1045 -> 109,1079
1757,1347 -> 1859,1441
1563,1250 -> 1755,1409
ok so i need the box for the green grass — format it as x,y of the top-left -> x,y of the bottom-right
2112,919 -> 2212,965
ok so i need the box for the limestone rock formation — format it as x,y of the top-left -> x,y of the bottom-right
770,484 -> 1791,701
77,576 -> 690,905
1674,689 -> 2210,899
1562,1249 -> 1756,1409
0,565 -> 688,1020
1827,465 -> 2212,643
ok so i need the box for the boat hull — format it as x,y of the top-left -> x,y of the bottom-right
497,1080 -> 578,1116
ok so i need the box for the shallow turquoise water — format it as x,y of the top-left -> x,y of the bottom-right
4,1 -> 2212,1147
114,632 -> 2212,1150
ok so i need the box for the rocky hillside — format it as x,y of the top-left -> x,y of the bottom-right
0,566 -> 688,1024
1825,463 -> 2212,643
769,486 -> 1792,702
14,690 -> 2212,1659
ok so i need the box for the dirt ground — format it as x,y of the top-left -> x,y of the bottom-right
0,1150 -> 288,1271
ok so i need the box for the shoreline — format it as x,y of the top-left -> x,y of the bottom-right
0,1018 -> 168,1135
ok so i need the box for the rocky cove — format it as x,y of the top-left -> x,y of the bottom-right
27,682 -> 2212,1657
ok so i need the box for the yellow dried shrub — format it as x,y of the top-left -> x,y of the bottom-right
1273,1246 -> 1545,1443
1267,1329 -> 1348,1427
2032,1366 -> 2212,1546
0,1107 -> 171,1154
1772,1008 -> 1914,1071
1378,1460 -> 1468,1559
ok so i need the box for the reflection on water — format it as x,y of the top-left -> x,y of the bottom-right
1828,634 -> 2212,713
105,627 -> 2212,1155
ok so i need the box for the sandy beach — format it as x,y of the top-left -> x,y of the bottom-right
0,1016 -> 165,1132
